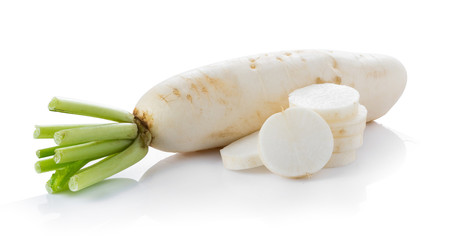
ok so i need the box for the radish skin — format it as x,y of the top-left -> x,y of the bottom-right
134,50 -> 406,152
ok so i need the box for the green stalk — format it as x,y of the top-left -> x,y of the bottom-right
48,97 -> 134,123
34,124 -> 106,139
34,96 -> 153,193
35,157 -> 73,173
54,139 -> 133,164
36,144 -> 79,158
54,123 -> 138,146
69,136 -> 149,192
45,159 -> 92,193
36,145 -> 64,158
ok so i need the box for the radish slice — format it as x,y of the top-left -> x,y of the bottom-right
333,134 -> 364,152
289,83 -> 360,121
329,105 -> 367,137
330,121 -> 366,137
220,131 -> 263,170
325,150 -> 357,168
258,107 -> 333,178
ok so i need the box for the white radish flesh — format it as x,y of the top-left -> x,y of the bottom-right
289,83 -> 360,121
220,131 -> 263,170
329,105 -> 367,137
330,121 -> 366,137
258,107 -> 333,178
325,150 -> 357,168
134,50 -> 406,152
333,134 -> 364,152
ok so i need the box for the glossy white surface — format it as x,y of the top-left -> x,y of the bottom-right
1,0 -> 449,239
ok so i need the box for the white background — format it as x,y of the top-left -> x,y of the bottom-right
1,0 -> 449,239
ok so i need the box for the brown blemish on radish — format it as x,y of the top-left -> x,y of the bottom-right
256,110 -> 262,120
190,75 -> 210,96
334,76 -> 342,84
158,94 -> 169,103
201,86 -> 208,93
186,94 -> 193,103
190,83 -> 200,95
203,73 -> 238,99
250,64 -> 256,69
249,57 -> 260,62
366,69 -> 387,78
204,74 -> 226,90
332,58 -> 338,69
276,57 -> 283,62
208,125 -> 239,139
172,88 -> 181,96
284,52 -> 292,56
180,76 -> 190,81
315,77 -> 326,84
197,72 -> 234,98
217,98 -> 227,105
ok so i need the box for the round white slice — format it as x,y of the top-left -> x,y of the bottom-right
289,83 -> 360,122
324,150 -> 357,168
258,107 -> 334,178
333,134 -> 364,152
220,131 -> 263,170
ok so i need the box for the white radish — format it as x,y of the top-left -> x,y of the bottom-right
219,131 -> 263,170
325,150 -> 357,168
329,105 -> 367,137
258,107 -> 333,178
134,50 -> 406,153
37,50 -> 407,192
333,134 -> 364,152
289,83 -> 360,121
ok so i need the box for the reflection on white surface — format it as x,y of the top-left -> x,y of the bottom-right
3,122 -> 405,229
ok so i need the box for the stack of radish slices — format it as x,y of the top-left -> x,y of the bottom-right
289,83 -> 367,168
220,83 -> 367,178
